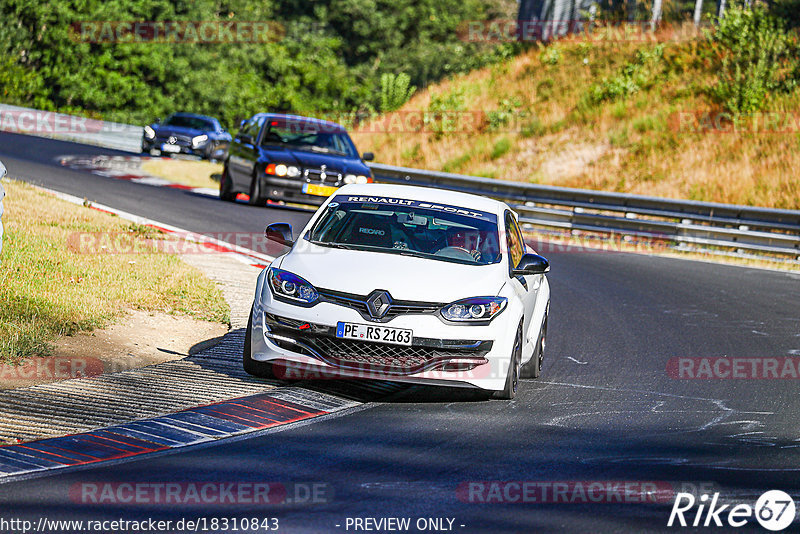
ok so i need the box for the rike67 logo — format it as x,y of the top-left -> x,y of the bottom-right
668,490 -> 796,531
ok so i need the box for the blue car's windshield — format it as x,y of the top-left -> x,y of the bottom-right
163,115 -> 215,130
261,123 -> 357,157
308,195 -> 501,265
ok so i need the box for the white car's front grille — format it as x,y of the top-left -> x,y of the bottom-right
318,288 -> 443,323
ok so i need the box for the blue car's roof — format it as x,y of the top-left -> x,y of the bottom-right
253,113 -> 346,133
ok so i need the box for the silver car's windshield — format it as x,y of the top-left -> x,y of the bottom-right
308,195 -> 501,265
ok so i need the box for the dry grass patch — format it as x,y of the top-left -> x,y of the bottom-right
0,180 -> 229,363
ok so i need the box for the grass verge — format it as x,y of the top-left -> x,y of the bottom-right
0,179 -> 229,364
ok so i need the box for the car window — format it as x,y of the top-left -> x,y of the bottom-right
505,211 -> 524,269
163,115 -> 215,130
243,117 -> 265,141
308,195 -> 501,266
260,120 -> 357,157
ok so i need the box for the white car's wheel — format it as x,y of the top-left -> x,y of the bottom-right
243,307 -> 276,378
492,323 -> 522,400
521,314 -> 547,379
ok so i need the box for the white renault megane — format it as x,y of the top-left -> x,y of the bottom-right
244,184 -> 550,399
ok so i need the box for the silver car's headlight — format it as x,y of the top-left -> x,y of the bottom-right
144,125 -> 156,139
267,268 -> 319,306
441,297 -> 507,323
192,134 -> 209,148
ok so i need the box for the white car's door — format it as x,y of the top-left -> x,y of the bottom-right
504,211 -> 539,351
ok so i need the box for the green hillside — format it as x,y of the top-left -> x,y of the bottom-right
352,4 -> 800,209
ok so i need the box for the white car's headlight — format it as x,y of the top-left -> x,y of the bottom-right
192,134 -> 209,147
144,125 -> 156,139
267,268 -> 319,305
441,297 -> 507,323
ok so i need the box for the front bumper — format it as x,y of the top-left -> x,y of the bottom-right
250,291 -> 518,392
142,138 -> 213,157
261,175 -> 340,206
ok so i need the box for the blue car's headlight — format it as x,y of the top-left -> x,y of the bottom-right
192,134 -> 209,148
441,297 -> 507,323
144,125 -> 156,139
267,268 -> 318,305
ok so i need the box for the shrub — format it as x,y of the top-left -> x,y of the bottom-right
426,89 -> 466,138
586,44 -> 665,105
380,73 -> 416,112
540,46 -> 561,66
490,137 -> 512,159
709,2 -> 799,114
487,97 -> 525,131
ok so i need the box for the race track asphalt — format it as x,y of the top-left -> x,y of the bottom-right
1,131 -> 799,533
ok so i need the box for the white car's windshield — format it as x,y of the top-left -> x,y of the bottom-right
308,195 -> 501,265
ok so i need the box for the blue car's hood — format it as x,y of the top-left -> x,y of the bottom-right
262,147 -> 369,174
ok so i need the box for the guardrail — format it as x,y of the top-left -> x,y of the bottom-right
0,103 -> 142,153
368,163 -> 800,260
2,102 -> 797,260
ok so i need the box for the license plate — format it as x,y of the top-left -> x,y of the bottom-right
336,322 -> 413,346
303,183 -> 338,197
161,144 -> 181,153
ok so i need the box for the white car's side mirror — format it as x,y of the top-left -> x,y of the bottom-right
513,254 -> 550,276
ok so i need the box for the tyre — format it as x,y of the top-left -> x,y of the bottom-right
492,322 -> 523,400
243,306 -> 276,378
248,171 -> 267,206
219,163 -> 236,202
521,314 -> 547,379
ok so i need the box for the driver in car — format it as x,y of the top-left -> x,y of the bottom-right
444,227 -> 485,262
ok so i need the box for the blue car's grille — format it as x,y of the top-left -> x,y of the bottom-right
304,168 -> 342,186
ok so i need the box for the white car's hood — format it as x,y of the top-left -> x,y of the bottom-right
278,241 -> 505,303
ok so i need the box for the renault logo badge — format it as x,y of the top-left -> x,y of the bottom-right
366,290 -> 392,320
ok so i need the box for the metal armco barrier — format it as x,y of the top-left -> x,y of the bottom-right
368,163 -> 800,259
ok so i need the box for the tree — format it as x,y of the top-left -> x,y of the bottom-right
694,0 -> 705,25
651,0 -> 663,24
